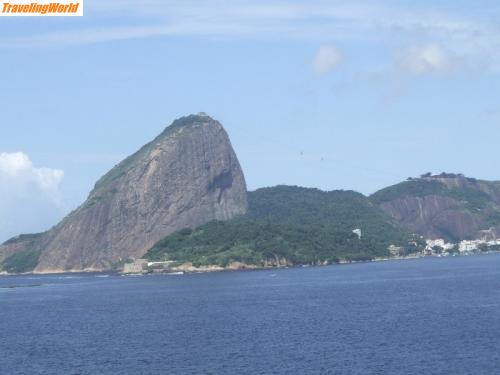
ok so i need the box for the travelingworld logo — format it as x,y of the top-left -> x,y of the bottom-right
1,0 -> 83,16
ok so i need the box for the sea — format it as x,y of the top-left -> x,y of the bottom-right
1,254 -> 500,375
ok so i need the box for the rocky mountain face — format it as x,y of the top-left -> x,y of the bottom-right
0,114 -> 248,272
370,174 -> 500,241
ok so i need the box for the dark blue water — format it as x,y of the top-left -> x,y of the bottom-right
2,255 -> 500,374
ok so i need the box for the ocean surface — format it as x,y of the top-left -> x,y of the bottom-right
2,255 -> 500,375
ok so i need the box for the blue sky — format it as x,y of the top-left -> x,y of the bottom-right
1,0 -> 500,241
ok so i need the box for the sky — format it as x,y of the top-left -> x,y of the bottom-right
1,0 -> 500,242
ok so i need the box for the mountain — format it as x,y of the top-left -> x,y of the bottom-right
5,117 -> 500,275
145,186 -> 412,267
371,173 -> 500,241
0,114 -> 248,273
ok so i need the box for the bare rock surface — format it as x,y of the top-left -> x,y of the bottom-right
0,114 -> 248,272
371,174 -> 500,241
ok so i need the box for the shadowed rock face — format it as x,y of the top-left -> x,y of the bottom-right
371,174 -> 500,241
379,195 -> 483,240
0,114 -> 248,272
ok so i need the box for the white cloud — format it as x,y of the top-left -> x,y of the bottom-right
0,2 -> 495,48
0,152 -> 64,243
0,1 -> 498,74
398,43 -> 453,74
313,45 -> 342,74
0,1 -> 496,75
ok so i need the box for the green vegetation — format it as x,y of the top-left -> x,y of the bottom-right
485,210 -> 500,227
2,232 -> 44,246
1,232 -> 45,273
371,177 -> 492,210
371,179 -> 447,204
370,174 -> 500,241
1,248 -> 41,273
146,186 -> 414,267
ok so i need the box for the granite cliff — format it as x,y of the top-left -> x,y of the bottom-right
0,114 -> 248,272
371,173 -> 500,241
4,123 -> 500,275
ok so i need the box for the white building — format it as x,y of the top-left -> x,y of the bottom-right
458,240 -> 480,252
426,239 -> 446,248
425,238 -> 454,252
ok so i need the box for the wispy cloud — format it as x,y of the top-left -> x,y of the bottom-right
398,44 -> 453,75
312,45 -> 342,74
1,1 -> 500,71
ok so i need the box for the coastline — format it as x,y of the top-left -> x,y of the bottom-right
2,251 -> 500,277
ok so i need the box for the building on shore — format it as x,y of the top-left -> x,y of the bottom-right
424,239 -> 455,254
458,240 -> 480,252
123,259 -> 148,273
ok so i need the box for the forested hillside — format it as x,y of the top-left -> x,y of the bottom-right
146,186 -> 413,267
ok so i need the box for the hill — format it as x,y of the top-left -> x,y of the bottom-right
371,173 -> 500,241
145,186 -> 414,267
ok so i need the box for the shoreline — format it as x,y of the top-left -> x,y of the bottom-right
2,251 -> 500,278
